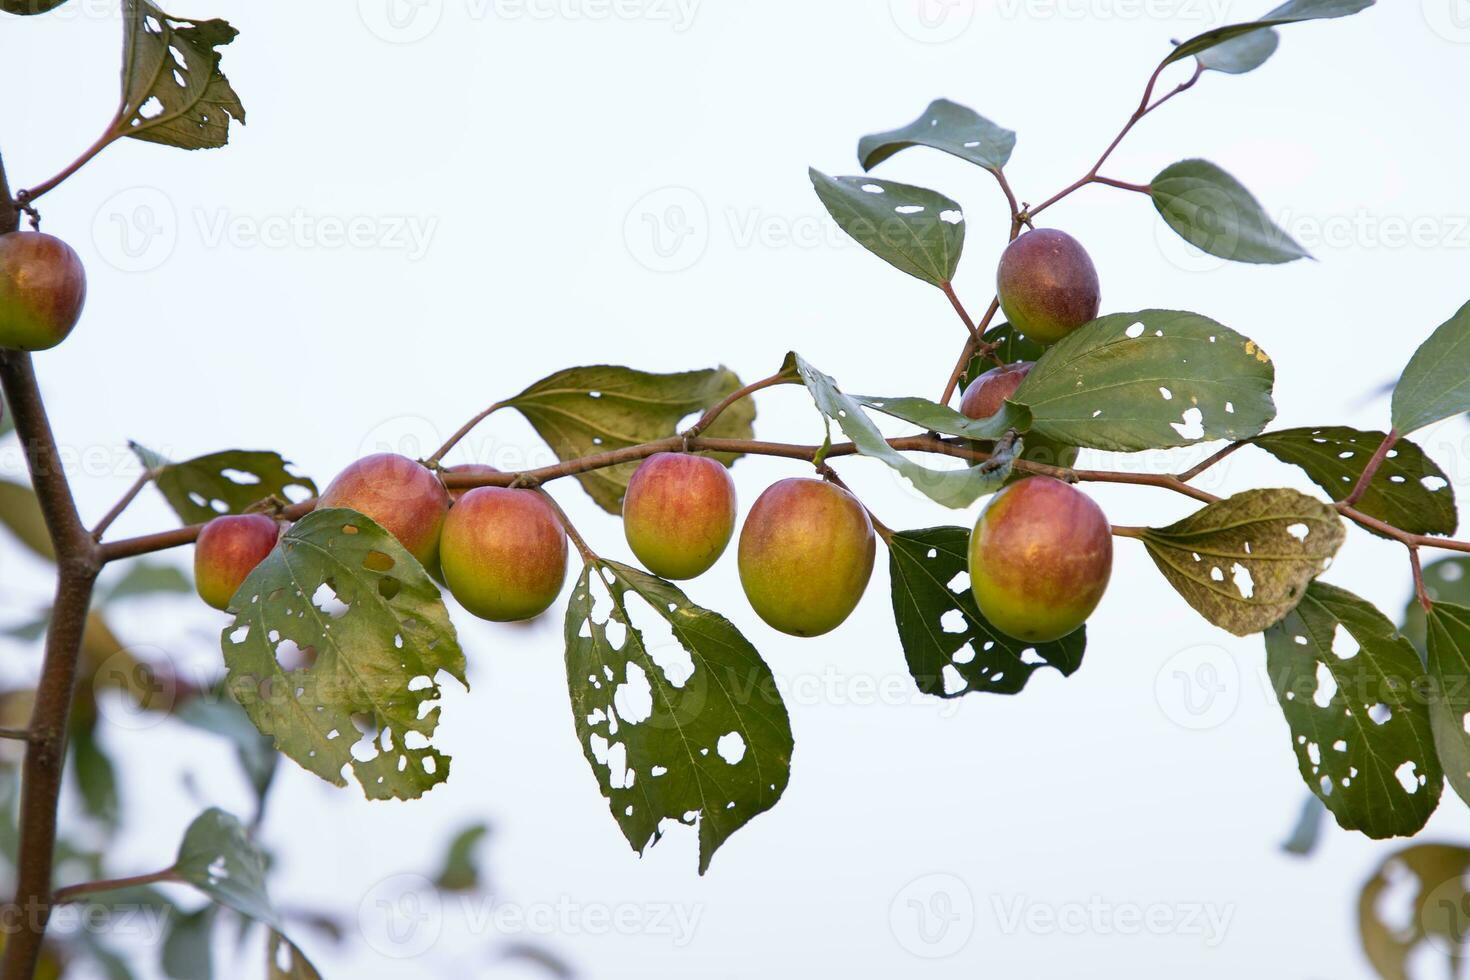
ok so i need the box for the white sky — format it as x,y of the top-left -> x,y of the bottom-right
4,0 -> 1470,977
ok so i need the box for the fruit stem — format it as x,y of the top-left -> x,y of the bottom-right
535,489 -> 597,562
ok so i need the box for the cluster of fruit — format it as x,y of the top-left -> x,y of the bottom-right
187,225 -> 1116,645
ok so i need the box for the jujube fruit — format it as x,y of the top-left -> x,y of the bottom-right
738,478 -> 875,637
315,453 -> 450,569
443,463 -> 501,501
194,513 -> 280,611
622,453 -> 736,580
995,228 -> 1099,345
959,361 -> 1032,420
0,232 -> 87,352
968,475 -> 1112,642
439,487 -> 568,622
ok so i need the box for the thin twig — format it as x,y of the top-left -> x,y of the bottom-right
52,869 -> 180,905
91,470 -> 153,541
1410,547 -> 1433,613
938,297 -> 1002,405
0,727 -> 30,742
426,401 -> 505,466
1342,429 -> 1399,507
682,370 -> 793,440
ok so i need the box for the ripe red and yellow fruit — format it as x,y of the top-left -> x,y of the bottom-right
968,476 -> 1112,642
316,453 -> 450,569
959,361 -> 1032,420
194,513 -> 280,611
738,478 -> 875,637
439,487 -> 568,621
0,232 -> 87,352
622,453 -> 736,580
995,228 -> 1099,345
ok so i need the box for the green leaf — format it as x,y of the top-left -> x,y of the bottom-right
221,508 -> 467,800
70,720 -> 119,827
1194,29 -> 1280,74
1250,427 -> 1456,536
809,169 -> 964,287
857,98 -> 1015,172
1391,299 -> 1470,436
1264,582 -> 1442,838
118,0 -> 245,149
1138,488 -> 1344,636
1012,309 -> 1276,452
887,527 -> 1083,698
1360,842 -> 1470,980
1425,604 -> 1470,811
1150,160 -> 1310,264
433,823 -> 489,892
102,560 -> 193,603
851,392 -> 1026,442
1401,557 -> 1470,654
1165,0 -> 1375,67
791,354 -> 1013,508
173,809 -> 322,980
132,444 -> 317,525
162,906 -> 216,980
0,477 -> 54,560
565,560 -> 792,874
504,364 -> 756,514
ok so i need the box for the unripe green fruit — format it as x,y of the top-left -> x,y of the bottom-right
440,487 -> 568,622
0,232 -> 86,351
969,476 -> 1112,642
996,228 -> 1099,345
738,478 -> 875,637
622,453 -> 736,580
194,514 -> 280,611
959,361 -> 1032,420
316,453 -> 450,570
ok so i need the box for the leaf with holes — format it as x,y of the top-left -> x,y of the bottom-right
173,808 -> 321,979
116,0 -> 245,149
1264,582 -> 1442,838
809,170 -> 964,287
1425,604 -> 1470,812
131,444 -> 317,525
1164,0 -> 1375,68
565,559 -> 792,874
887,527 -> 1084,698
1360,842 -> 1470,980
1392,299 -> 1470,436
221,508 -> 466,800
1012,310 -> 1276,452
791,354 -> 1013,508
1250,427 -> 1456,536
504,364 -> 755,514
1150,160 -> 1309,264
1139,488 -> 1343,636
857,98 -> 1015,172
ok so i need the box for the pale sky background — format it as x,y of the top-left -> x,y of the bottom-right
4,0 -> 1470,977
